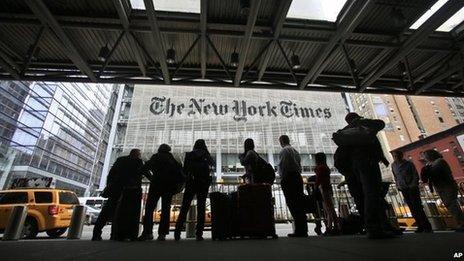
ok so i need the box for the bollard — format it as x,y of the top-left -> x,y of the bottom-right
67,205 -> 86,240
186,205 -> 197,238
2,205 -> 28,241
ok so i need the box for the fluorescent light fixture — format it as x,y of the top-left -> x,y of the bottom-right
409,0 -> 464,32
287,0 -> 347,22
130,0 -> 200,13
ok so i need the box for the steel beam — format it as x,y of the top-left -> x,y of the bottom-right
234,0 -> 262,86
415,63 -> 462,94
200,0 -> 207,78
341,44 -> 360,88
25,0 -> 96,81
299,0 -> 374,89
98,31 -> 126,77
21,26 -> 45,77
143,0 -> 171,84
257,0 -> 292,81
173,36 -> 200,77
276,40 -> 298,84
360,0 -> 463,91
113,0 -> 147,77
206,36 -> 232,81
0,56 -> 19,79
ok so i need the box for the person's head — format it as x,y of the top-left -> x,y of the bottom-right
244,138 -> 255,152
193,139 -> 208,152
315,152 -> 327,166
157,144 -> 171,153
345,112 -> 361,124
391,150 -> 404,162
279,135 -> 290,147
423,149 -> 442,163
129,149 -> 141,159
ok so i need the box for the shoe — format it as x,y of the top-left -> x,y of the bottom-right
157,235 -> 166,241
287,233 -> 308,238
196,235 -> 204,241
367,231 -> 396,239
314,227 -> 323,236
91,235 -> 102,241
137,234 -> 154,241
174,231 -> 181,241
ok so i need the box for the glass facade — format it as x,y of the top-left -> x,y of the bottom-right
0,81 -> 118,196
112,84 -> 348,180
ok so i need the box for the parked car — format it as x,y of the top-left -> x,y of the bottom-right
0,188 -> 79,238
78,197 -> 106,225
153,204 -> 212,227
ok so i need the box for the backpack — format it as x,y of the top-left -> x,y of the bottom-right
333,147 -> 352,175
252,156 -> 276,185
185,151 -> 211,181
332,125 -> 378,147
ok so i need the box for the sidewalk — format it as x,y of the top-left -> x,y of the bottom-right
0,232 -> 462,261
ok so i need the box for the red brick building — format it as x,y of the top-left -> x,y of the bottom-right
393,124 -> 464,183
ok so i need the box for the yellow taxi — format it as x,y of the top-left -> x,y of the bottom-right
153,204 -> 212,227
0,188 -> 79,238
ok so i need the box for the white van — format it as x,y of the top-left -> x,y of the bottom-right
78,197 -> 107,225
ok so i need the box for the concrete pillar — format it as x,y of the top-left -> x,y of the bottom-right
2,206 -> 27,241
67,205 -> 86,239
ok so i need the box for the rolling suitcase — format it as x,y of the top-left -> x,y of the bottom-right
113,187 -> 142,241
237,184 -> 277,239
210,192 -> 230,240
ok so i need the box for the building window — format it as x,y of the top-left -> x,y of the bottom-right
438,117 -> 444,123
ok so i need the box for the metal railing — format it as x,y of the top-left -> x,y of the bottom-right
139,181 -> 464,230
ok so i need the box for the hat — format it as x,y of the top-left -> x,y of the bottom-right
345,112 -> 361,123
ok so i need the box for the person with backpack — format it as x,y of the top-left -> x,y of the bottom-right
138,144 -> 185,241
278,135 -> 308,237
333,112 -> 393,239
174,139 -> 214,241
421,150 -> 464,232
92,149 -> 144,241
239,138 -> 259,183
314,152 -> 340,235
391,150 -> 432,233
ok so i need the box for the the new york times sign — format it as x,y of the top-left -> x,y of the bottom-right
149,96 -> 332,122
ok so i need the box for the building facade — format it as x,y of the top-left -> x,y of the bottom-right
349,93 -> 462,179
101,84 -> 349,185
0,81 -> 118,196
393,124 -> 464,183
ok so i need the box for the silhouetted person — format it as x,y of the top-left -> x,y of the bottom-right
174,139 -> 214,241
391,150 -> 432,233
421,150 -> 464,232
239,138 -> 259,183
314,152 -> 340,235
278,135 -> 308,237
305,175 -> 324,235
342,112 -> 392,239
92,149 -> 143,241
138,144 -> 185,241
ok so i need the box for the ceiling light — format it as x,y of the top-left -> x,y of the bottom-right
240,0 -> 250,15
98,44 -> 110,62
291,54 -> 301,69
166,48 -> 176,64
230,51 -> 239,67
